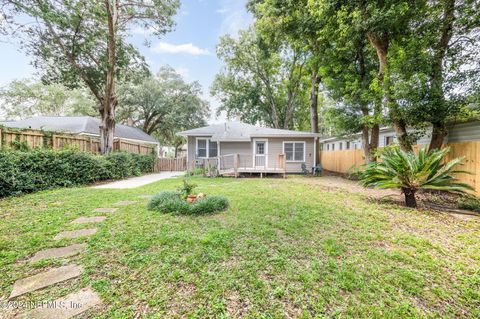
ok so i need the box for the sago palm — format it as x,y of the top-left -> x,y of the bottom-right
360,147 -> 473,208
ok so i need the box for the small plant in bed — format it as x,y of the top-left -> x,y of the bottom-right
148,191 -> 229,215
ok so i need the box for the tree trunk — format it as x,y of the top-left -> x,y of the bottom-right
367,32 -> 413,153
429,122 -> 447,152
427,0 -> 455,153
392,119 -> 412,152
369,124 -> 380,161
99,100 -> 116,154
362,125 -> 371,163
174,146 -> 178,158
101,0 -> 118,154
310,70 -> 321,164
402,188 -> 417,208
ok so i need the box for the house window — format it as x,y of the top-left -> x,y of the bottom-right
385,136 -> 395,146
284,142 -> 305,162
197,139 -> 207,158
209,140 -> 218,157
346,141 -> 350,150
331,143 -> 335,151
339,142 -> 343,150
197,138 -> 218,158
326,144 -> 329,151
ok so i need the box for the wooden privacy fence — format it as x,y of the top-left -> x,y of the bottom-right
0,127 -> 156,155
320,141 -> 480,196
154,157 -> 187,172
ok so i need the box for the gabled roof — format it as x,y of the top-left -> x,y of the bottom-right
0,116 -> 158,144
178,121 -> 319,141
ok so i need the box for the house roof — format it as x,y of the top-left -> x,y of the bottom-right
0,116 -> 158,144
178,121 -> 320,141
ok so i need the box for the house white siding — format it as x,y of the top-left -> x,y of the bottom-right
267,137 -> 315,172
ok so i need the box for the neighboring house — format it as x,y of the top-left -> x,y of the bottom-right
178,121 -> 320,175
320,120 -> 480,152
0,116 -> 160,155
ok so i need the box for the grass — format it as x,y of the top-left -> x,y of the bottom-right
0,176 -> 479,318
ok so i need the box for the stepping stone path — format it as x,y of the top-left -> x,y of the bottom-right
71,216 -> 107,224
30,244 -> 87,263
9,265 -> 83,298
10,203 -> 113,317
54,228 -> 98,240
18,287 -> 101,319
93,207 -> 117,213
114,200 -> 137,206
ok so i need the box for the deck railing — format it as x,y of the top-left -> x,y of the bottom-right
216,153 -> 286,177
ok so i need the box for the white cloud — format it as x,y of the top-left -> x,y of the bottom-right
151,42 -> 210,55
217,0 -> 253,37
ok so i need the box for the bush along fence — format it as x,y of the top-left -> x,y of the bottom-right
0,127 -> 156,155
319,141 -> 480,196
0,149 -> 155,197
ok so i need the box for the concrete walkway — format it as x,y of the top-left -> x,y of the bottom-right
92,171 -> 184,189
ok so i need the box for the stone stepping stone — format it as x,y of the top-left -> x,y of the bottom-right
93,207 -> 117,213
9,265 -> 83,299
30,244 -> 87,263
18,287 -> 101,319
54,228 -> 97,241
114,200 -> 137,206
71,216 -> 106,224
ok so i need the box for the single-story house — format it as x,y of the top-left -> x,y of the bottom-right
320,120 -> 480,152
178,120 -> 320,175
0,116 -> 160,155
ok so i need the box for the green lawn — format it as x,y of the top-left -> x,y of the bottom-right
1,177 -> 479,318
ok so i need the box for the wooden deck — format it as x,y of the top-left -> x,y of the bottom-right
219,168 -> 286,178
192,153 -> 287,178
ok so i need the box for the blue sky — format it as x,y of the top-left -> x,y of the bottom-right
0,0 -> 253,123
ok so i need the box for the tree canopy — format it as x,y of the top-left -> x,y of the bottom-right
117,66 -> 209,156
1,0 -> 179,153
0,80 -> 97,119
211,28 -> 308,129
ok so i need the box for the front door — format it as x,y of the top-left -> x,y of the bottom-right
254,140 -> 267,168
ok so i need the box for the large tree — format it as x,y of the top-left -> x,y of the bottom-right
390,0 -> 480,151
211,28 -> 307,129
1,0 -> 179,153
117,66 -> 209,156
248,0 -> 325,161
0,80 -> 97,119
252,0 -> 382,162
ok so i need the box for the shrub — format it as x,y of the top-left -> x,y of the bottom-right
177,179 -> 197,199
186,167 -> 205,176
189,196 -> 229,215
104,152 -> 154,179
0,149 -> 155,197
458,196 -> 480,212
361,147 -> 473,208
148,191 -> 229,215
346,165 -> 363,181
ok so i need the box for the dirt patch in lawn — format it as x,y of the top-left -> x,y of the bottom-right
299,176 -> 479,218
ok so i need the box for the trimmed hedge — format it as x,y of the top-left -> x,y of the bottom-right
148,191 -> 229,215
0,149 -> 155,197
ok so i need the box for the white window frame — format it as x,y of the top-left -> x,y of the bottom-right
196,137 -> 219,158
283,141 -> 306,163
